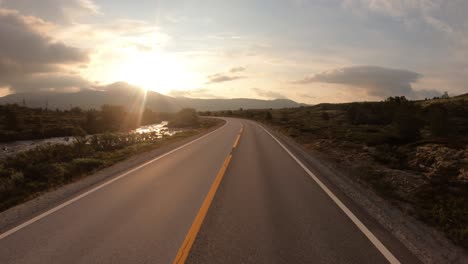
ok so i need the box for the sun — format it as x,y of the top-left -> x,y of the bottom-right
83,47 -> 199,94
113,50 -> 192,94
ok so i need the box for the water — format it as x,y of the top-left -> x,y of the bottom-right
0,121 -> 180,157
133,121 -> 180,137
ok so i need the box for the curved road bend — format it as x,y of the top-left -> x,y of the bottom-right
0,118 -> 421,263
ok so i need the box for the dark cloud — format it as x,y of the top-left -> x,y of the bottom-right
0,9 -> 89,93
230,66 -> 246,73
0,9 -> 87,65
206,73 -> 245,84
9,73 -> 91,92
293,65 -> 440,99
252,88 -> 286,99
0,0 -> 100,23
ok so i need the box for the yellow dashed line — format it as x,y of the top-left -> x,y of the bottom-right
233,125 -> 244,148
172,154 -> 232,264
172,124 -> 244,264
233,134 -> 241,149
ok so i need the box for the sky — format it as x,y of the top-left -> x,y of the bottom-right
0,0 -> 467,104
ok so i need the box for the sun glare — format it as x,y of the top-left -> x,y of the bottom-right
112,50 -> 197,94
82,45 -> 200,94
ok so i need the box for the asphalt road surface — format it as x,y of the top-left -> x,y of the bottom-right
0,118 -> 420,264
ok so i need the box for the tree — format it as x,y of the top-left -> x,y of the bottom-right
170,108 -> 199,127
70,107 -> 83,115
101,105 -> 126,131
385,96 -> 408,104
141,108 -> 161,126
441,91 -> 449,99
84,110 -> 98,133
264,111 -> 272,121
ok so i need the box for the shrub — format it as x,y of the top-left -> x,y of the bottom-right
427,104 -> 451,137
321,112 -> 330,121
394,110 -> 423,142
69,158 -> 104,176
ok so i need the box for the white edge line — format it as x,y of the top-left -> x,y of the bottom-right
0,121 -> 228,241
259,124 -> 400,264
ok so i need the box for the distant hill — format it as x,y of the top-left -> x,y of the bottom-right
453,93 -> 468,99
0,82 -> 304,112
174,97 -> 302,111
417,92 -> 468,107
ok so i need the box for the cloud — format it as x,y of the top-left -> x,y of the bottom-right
342,0 -> 464,37
205,66 -> 247,84
8,73 -> 91,92
230,66 -> 246,73
0,0 -> 100,23
293,65 -> 440,98
55,18 -> 169,53
0,9 -> 87,64
252,88 -> 286,99
102,19 -> 156,35
0,9 -> 89,92
207,74 -> 245,84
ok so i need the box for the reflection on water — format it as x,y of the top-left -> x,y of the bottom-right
0,121 -> 181,157
133,121 -> 181,138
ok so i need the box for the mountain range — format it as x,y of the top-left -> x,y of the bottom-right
0,82 -> 304,112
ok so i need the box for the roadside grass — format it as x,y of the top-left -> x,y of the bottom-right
0,117 -> 221,212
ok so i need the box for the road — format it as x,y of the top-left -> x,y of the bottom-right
0,118 -> 420,263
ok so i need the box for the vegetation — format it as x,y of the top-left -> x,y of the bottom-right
0,104 -> 181,142
0,107 -> 219,211
204,94 -> 468,248
168,108 -> 200,128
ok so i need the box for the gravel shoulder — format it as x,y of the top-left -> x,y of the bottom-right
0,119 -> 226,235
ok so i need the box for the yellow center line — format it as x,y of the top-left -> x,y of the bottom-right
233,134 -> 241,149
232,125 -> 244,149
172,154 -> 232,264
172,124 -> 245,264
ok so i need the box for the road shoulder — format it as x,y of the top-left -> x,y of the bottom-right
257,120 -> 467,264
